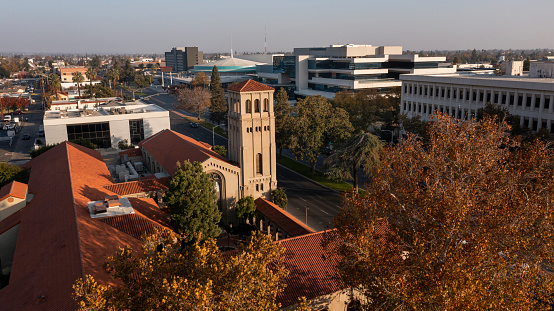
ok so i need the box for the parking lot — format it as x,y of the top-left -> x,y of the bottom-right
0,96 -> 44,164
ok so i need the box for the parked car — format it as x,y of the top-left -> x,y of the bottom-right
190,122 -> 199,128
15,110 -> 22,114
22,134 -> 30,140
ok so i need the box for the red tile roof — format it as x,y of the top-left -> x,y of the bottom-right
0,208 -> 22,235
255,198 -> 315,237
277,230 -> 346,308
119,148 -> 142,158
227,79 -> 275,92
103,177 -> 170,196
139,129 -> 234,176
99,198 -> 170,240
0,142 -> 172,310
0,180 -> 28,201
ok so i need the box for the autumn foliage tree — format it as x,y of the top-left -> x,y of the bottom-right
332,113 -> 554,310
73,230 -> 289,310
177,87 -> 211,120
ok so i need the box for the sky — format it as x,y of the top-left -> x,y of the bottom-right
1,0 -> 553,55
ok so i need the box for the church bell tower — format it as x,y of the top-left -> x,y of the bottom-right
227,79 -> 277,199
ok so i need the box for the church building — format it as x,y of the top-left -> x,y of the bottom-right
136,79 -> 277,225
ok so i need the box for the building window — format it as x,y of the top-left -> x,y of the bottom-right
67,122 -> 111,148
256,184 -> 259,192
254,99 -> 260,113
246,100 -> 252,113
129,119 -> 144,144
263,98 -> 269,112
256,153 -> 262,175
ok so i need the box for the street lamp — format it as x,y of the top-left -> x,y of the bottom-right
212,124 -> 226,147
305,205 -> 309,226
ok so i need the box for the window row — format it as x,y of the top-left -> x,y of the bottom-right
246,125 -> 270,133
232,98 -> 270,114
404,83 -> 553,110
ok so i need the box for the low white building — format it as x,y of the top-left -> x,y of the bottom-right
400,72 -> 554,132
43,100 -> 170,148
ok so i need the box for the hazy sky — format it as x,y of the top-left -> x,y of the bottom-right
1,0 -> 553,54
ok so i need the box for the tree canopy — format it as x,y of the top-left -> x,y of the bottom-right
274,88 -> 292,155
235,196 -> 256,221
209,66 -> 227,125
73,230 -> 289,310
288,96 -> 354,173
332,113 -> 554,310
177,87 -> 211,120
164,161 -> 221,241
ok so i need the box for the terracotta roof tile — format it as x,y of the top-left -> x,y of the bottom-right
119,148 -> 142,158
139,129 -> 234,176
227,79 -> 275,92
255,198 -> 315,237
103,177 -> 170,196
0,180 -> 28,201
0,142 -> 175,310
98,198 -> 171,240
277,230 -> 346,308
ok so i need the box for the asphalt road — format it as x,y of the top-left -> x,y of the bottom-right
0,95 -> 45,164
142,88 -> 343,232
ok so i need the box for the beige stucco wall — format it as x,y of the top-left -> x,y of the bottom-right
227,89 -> 277,200
0,196 -> 26,223
0,224 -> 20,276
202,158 -> 241,225
280,288 -> 364,311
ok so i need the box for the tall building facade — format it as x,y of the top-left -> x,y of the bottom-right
164,47 -> 203,72
400,72 -> 554,133
227,80 -> 277,199
293,44 -> 456,99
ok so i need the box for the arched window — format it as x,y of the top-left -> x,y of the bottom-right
263,98 -> 269,112
254,99 -> 260,113
234,101 -> 239,113
256,153 -> 263,175
246,100 -> 252,113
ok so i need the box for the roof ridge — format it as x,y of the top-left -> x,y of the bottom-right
65,142 -> 88,281
277,228 -> 337,243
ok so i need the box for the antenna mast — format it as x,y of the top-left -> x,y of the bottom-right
264,27 -> 267,55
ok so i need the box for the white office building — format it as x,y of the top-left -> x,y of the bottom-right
400,72 -> 554,132
43,101 -> 170,148
293,44 -> 456,99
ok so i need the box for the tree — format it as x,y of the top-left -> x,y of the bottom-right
49,73 -> 61,100
209,66 -> 227,124
271,188 -> 288,209
85,67 -> 97,98
211,145 -> 226,158
332,113 -> 554,310
0,162 -> 27,188
325,132 -> 384,192
73,230 -> 289,310
134,74 -> 149,93
470,48 -> 478,63
177,87 -> 211,120
72,71 -> 85,98
89,55 -> 101,69
121,59 -> 136,85
191,72 -> 209,88
235,196 -> 256,222
274,88 -> 292,155
151,63 -> 160,75
107,67 -> 119,91
164,161 -> 221,241
289,96 -> 354,173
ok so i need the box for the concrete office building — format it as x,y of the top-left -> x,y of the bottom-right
530,57 -> 554,78
400,72 -> 554,132
164,47 -> 203,72
43,101 -> 170,148
293,44 -> 456,99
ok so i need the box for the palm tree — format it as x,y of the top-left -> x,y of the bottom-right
107,67 -> 120,92
72,71 -> 85,98
85,67 -> 97,98
49,74 -> 61,100
324,132 -> 384,192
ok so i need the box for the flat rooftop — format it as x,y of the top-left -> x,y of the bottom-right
44,101 -> 167,120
